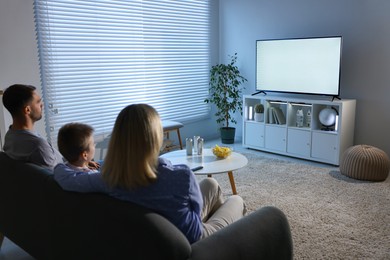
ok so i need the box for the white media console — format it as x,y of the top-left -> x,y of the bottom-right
242,95 -> 356,165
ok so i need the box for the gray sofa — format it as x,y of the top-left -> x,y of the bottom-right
0,151 -> 293,260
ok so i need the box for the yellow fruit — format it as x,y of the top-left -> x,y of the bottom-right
212,145 -> 232,158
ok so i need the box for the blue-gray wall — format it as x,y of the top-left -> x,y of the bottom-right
219,0 -> 390,156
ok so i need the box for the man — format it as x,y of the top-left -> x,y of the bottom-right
2,84 -> 64,169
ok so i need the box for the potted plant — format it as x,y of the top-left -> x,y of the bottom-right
205,53 -> 247,144
254,104 -> 264,122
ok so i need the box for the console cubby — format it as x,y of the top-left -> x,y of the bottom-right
243,95 -> 356,165
287,102 -> 312,129
312,104 -> 339,132
244,99 -> 264,121
265,100 -> 287,125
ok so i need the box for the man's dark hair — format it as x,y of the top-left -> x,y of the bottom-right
2,84 -> 36,117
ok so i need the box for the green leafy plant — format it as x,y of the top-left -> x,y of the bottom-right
205,53 -> 247,128
255,104 -> 264,113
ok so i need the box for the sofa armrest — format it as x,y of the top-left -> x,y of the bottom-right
190,206 -> 293,260
0,232 -> 4,249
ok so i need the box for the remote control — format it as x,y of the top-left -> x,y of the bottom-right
191,166 -> 203,172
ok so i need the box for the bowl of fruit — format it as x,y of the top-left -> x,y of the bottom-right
212,145 -> 232,159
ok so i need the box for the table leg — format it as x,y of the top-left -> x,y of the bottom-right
228,171 -> 237,195
176,129 -> 183,149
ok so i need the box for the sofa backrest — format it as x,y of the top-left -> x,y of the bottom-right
0,151 -> 53,259
0,152 -> 192,260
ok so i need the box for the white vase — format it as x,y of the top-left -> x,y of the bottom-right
254,113 -> 264,122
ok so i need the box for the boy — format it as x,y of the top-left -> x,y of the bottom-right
56,123 -> 99,173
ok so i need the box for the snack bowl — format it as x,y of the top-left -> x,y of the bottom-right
212,145 -> 232,159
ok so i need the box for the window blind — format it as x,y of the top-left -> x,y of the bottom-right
34,0 -> 210,143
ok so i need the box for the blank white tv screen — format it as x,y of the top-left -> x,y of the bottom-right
256,36 -> 342,96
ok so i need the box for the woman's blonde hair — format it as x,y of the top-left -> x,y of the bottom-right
101,104 -> 163,189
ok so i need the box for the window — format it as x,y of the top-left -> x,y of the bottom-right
34,0 -> 210,143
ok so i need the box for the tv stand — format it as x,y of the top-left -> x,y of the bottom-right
251,90 -> 267,96
242,95 -> 356,165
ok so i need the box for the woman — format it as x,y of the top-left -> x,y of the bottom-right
54,104 -> 246,243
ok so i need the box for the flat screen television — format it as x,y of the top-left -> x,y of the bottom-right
256,36 -> 342,96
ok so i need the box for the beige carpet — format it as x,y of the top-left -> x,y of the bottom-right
207,151 -> 390,260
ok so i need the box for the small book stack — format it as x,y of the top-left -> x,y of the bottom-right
268,107 -> 286,125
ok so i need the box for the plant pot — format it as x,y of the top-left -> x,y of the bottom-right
220,127 -> 236,144
254,113 -> 264,122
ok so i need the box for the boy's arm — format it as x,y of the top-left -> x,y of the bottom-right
54,163 -> 107,193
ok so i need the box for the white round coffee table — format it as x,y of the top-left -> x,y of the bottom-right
161,149 -> 248,195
